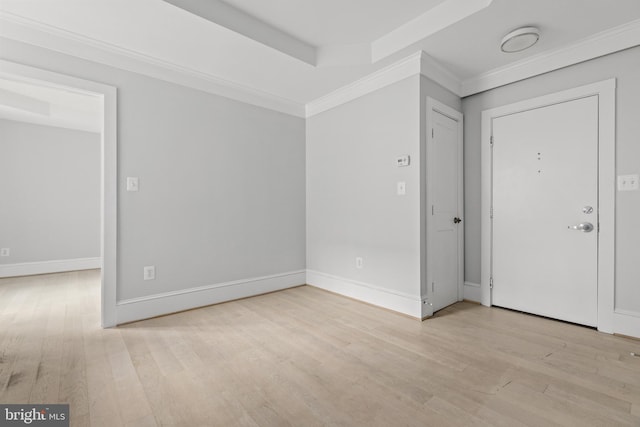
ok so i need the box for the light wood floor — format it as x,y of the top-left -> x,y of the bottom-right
1,270 -> 639,426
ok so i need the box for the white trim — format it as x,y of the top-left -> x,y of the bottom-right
0,257 -> 101,278
614,308 -> 640,319
306,270 -> 423,319
463,281 -> 481,302
419,53 -> 462,96
0,60 -> 119,328
116,270 -> 306,325
306,51 -> 422,117
0,11 -> 305,117
462,18 -> 640,96
480,79 -> 616,334
306,51 -> 462,118
425,98 -> 464,313
613,311 -> 640,339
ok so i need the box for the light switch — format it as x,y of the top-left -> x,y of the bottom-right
397,181 -> 406,196
127,177 -> 139,192
618,174 -> 639,191
143,266 -> 155,280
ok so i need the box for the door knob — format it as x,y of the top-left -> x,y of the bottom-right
453,217 -> 462,224
568,222 -> 594,232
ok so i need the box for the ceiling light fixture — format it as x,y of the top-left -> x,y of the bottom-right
500,26 -> 540,53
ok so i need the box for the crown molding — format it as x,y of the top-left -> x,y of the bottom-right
306,51 -> 462,118
0,11 -> 306,117
461,18 -> 640,97
419,51 -> 462,96
306,51 -> 422,117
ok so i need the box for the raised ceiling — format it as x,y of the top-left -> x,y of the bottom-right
1,0 -> 639,113
220,0 -> 449,46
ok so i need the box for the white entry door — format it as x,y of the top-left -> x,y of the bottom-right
428,102 -> 463,313
492,96 -> 599,326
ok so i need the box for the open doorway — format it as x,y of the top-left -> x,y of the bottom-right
0,60 -> 117,327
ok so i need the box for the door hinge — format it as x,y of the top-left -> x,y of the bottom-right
598,222 -> 600,232
490,135 -> 494,146
432,128 -> 434,138
432,205 -> 435,215
432,282 -> 435,293
489,277 -> 493,289
490,207 -> 493,218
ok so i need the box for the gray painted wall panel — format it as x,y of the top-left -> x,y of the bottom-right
307,76 -> 421,297
0,119 -> 100,264
1,38 -> 306,301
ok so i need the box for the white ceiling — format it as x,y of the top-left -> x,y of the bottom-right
0,0 -> 639,108
220,0 -> 449,46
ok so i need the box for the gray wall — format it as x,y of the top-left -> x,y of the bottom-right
0,38 -> 306,301
462,46 -> 640,314
0,119 -> 100,264
307,76 -> 421,297
307,75 -> 461,302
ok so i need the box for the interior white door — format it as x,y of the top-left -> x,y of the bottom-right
492,96 -> 599,326
431,109 -> 462,312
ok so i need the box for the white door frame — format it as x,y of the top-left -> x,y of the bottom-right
425,97 -> 464,316
0,60 -> 118,328
480,79 -> 615,333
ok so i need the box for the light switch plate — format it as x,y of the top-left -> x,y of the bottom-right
143,266 -> 155,280
618,174 -> 639,191
127,177 -> 139,192
397,181 -> 406,195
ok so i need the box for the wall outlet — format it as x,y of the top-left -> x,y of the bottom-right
143,265 -> 156,280
356,257 -> 363,269
618,174 -> 639,191
0,248 -> 9,257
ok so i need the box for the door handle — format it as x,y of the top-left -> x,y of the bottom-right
453,217 -> 462,224
568,222 -> 594,233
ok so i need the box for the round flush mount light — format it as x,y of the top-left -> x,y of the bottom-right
500,26 -> 540,53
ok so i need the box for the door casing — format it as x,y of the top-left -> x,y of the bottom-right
480,79 -> 616,333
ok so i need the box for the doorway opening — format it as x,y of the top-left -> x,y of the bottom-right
0,60 -> 117,327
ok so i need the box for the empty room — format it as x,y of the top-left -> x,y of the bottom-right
1,0 -> 639,425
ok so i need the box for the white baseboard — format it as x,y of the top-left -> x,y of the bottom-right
613,309 -> 640,339
306,270 -> 423,319
463,281 -> 481,303
116,270 -> 306,325
0,257 -> 101,278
